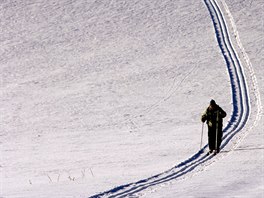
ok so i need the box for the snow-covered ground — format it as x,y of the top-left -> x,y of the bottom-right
1,0 -> 263,197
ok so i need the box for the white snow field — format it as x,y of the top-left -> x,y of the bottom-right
1,0 -> 263,197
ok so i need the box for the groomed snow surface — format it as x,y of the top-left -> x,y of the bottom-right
1,0 -> 263,197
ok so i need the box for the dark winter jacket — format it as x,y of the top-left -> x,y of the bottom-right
201,105 -> 226,128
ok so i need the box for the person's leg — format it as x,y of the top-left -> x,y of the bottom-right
216,126 -> 223,152
208,126 -> 215,152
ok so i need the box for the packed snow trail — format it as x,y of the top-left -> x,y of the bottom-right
205,0 -> 250,148
89,0 -> 261,197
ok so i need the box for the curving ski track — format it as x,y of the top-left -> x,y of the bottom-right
90,0 -> 260,197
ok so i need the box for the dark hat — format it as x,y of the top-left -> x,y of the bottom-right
210,99 -> 216,105
210,100 -> 216,106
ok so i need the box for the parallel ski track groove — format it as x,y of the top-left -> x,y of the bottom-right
207,0 -> 250,147
90,0 -> 255,197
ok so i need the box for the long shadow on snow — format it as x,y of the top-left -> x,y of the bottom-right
90,148 -> 209,198
89,0 -> 250,197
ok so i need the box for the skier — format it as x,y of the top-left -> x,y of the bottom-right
201,99 -> 226,154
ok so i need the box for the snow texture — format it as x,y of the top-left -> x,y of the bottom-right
1,0 -> 263,197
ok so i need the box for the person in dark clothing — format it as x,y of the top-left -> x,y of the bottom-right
201,99 -> 226,154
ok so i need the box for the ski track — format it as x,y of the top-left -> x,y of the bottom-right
89,0 -> 262,197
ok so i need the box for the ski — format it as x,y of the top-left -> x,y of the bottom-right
206,150 -> 219,156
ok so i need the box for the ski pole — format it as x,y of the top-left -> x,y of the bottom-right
200,122 -> 204,150
215,110 -> 219,152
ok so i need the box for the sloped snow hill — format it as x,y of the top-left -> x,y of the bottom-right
90,0 -> 263,197
1,0 -> 263,197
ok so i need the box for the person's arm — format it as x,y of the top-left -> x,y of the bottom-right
201,110 -> 207,122
219,107 -> 226,118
